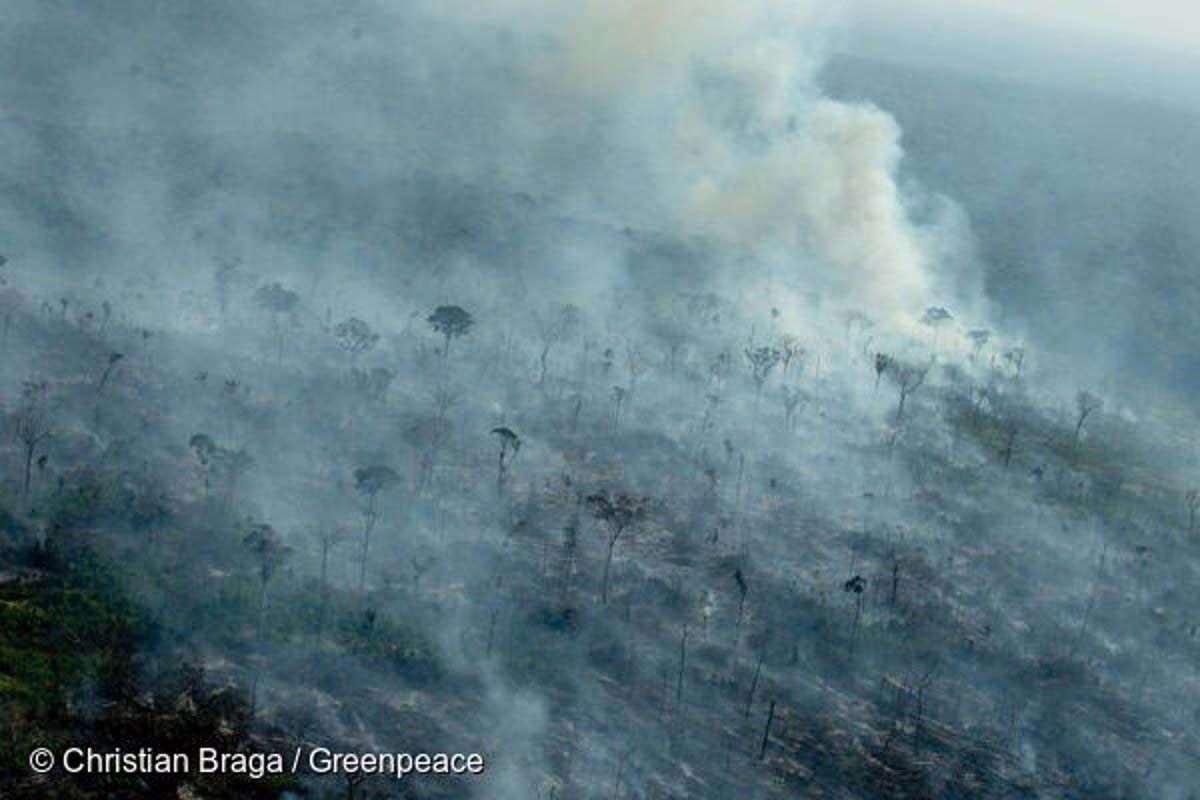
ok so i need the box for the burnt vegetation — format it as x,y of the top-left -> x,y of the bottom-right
1,253 -> 1197,799
1,4 -> 1198,799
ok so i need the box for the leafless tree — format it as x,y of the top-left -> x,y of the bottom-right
535,304 -> 581,386
873,352 -> 891,391
309,522 -> 350,633
781,385 -> 805,432
611,386 -> 627,430
778,335 -> 805,376
189,433 -> 218,498
254,281 -> 299,364
333,317 -> 379,366
886,360 -> 929,422
745,346 -> 781,426
12,383 -> 52,504
1072,391 -> 1103,450
97,351 -> 124,388
1003,346 -> 1026,378
212,255 -> 239,320
586,490 -> 647,604
491,426 -> 521,496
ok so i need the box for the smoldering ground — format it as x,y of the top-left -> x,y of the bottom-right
1,1 -> 1198,799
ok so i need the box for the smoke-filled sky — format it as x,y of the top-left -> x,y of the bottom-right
858,0 -> 1200,51
0,0 -> 986,338
846,0 -> 1200,108
4,3 -> 1200,798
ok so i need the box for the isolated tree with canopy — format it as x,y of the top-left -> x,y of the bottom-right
243,522 -> 292,639
535,303 -> 581,386
921,306 -> 953,350
966,329 -> 991,359
353,465 -> 399,594
586,490 -> 648,605
427,305 -> 474,361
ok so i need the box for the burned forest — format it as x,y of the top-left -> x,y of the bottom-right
2,1 -> 1200,798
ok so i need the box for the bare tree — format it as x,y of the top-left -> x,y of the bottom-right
967,329 -> 991,360
758,699 -> 776,761
1000,421 -> 1019,468
885,360 -> 929,422
423,382 -> 458,490
12,381 -> 51,504
188,433 -> 218,498
873,352 -> 891,391
243,521 -> 292,716
491,426 -> 521,496
745,346 -> 781,426
309,523 -> 350,634
351,366 -> 396,404
732,567 -> 749,647
97,351 -> 124,388
535,304 -> 581,386
1072,391 -> 1103,450
333,317 -> 379,366
625,346 -> 647,400
1002,346 -> 1026,378
780,386 -> 805,432
214,255 -> 240,319
586,490 -> 647,605
254,281 -> 300,364
778,335 -> 805,376
610,386 -> 627,430
843,574 -> 866,657
215,448 -> 254,510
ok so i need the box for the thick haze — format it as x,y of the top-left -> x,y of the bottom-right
835,2 -> 1200,408
3,2 -> 1199,798
857,0 -> 1200,52
0,0 -> 985,339
845,0 -> 1200,108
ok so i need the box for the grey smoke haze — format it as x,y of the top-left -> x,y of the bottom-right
0,0 -> 983,336
2,2 -> 1199,799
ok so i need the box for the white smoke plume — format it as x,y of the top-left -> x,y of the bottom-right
466,0 -> 966,328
